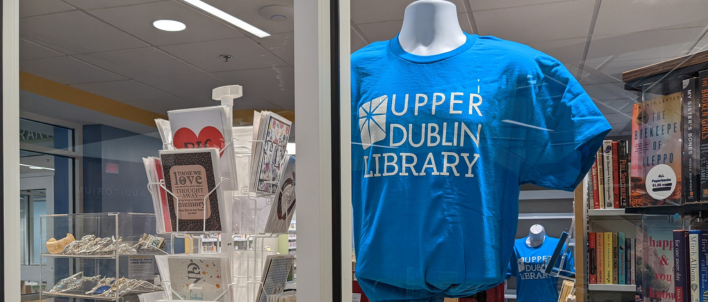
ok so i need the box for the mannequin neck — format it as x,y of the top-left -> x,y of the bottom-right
398,0 -> 467,56
526,225 -> 546,248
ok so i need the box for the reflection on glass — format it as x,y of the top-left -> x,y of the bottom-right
20,118 -> 74,151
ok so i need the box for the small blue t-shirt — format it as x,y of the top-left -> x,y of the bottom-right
509,236 -> 575,302
351,33 -> 610,302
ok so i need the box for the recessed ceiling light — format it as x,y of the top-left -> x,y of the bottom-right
182,0 -> 270,38
153,20 -> 186,32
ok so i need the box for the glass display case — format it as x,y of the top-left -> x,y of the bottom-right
39,213 -> 170,301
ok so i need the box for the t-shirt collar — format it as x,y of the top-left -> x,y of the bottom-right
389,32 -> 477,63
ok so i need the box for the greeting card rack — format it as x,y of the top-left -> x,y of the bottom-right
38,213 -> 171,301
154,85 -> 295,302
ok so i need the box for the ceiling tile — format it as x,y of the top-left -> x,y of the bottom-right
467,0 -> 575,12
212,66 -> 294,110
587,27 -> 701,62
351,0 -> 466,24
358,13 -> 474,43
527,38 -> 585,65
473,0 -> 594,44
20,39 -> 63,61
199,0 -> 293,35
70,80 -> 173,102
64,0 -> 165,10
583,83 -> 636,101
90,1 -> 244,46
160,37 -> 287,72
20,0 -> 75,18
73,47 -> 203,79
21,11 -> 148,54
256,32 -> 294,66
352,28 -> 369,53
594,0 -> 708,36
21,56 -> 125,84
124,96 -> 201,115
138,73 -> 225,103
690,34 -> 708,55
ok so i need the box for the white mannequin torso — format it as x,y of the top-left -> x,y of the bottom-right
398,0 -> 467,56
526,224 -> 546,248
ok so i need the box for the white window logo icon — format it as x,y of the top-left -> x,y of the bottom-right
517,258 -> 525,273
359,95 -> 387,150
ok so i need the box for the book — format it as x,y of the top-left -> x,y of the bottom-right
700,71 -> 708,201
632,238 -> 637,285
598,232 -> 604,284
160,148 -> 225,232
612,141 -> 621,208
603,141 -> 615,208
167,255 -> 228,301
587,170 -> 594,210
631,87 -> 683,207
250,111 -> 292,194
613,232 -> 619,284
597,148 -> 606,209
700,233 -> 708,302
592,161 -> 600,209
638,218 -> 677,301
589,232 -> 597,284
619,232 -> 626,284
168,106 -> 237,191
674,230 -> 689,302
605,232 -> 613,284
691,230 -> 703,302
619,140 -> 630,208
683,77 -> 699,202
143,157 -> 172,233
264,155 -> 297,234
627,238 -> 633,285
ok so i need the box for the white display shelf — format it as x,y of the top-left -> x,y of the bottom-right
504,289 -> 516,300
587,209 -> 640,217
42,291 -> 123,301
518,213 -> 573,220
41,253 -> 116,259
519,190 -> 574,201
588,284 -> 636,292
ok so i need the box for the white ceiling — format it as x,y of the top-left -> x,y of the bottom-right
19,0 -> 708,138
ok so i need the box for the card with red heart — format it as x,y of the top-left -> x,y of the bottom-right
168,106 -> 237,191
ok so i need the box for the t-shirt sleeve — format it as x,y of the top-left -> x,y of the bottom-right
508,251 -> 517,277
520,58 -> 612,191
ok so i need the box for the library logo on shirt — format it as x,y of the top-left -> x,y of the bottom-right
359,95 -> 388,150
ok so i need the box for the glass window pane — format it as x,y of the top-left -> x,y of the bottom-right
32,192 -> 46,265
20,194 -> 28,265
20,118 -> 74,151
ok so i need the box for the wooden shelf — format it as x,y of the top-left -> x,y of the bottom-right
624,202 -> 708,216
587,209 -> 640,217
623,49 -> 708,84
588,284 -> 636,292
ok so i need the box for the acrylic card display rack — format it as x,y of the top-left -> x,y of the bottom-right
38,213 -> 171,301
152,85 -> 295,302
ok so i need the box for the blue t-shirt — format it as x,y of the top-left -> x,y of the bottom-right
509,236 -> 575,302
351,33 -> 610,302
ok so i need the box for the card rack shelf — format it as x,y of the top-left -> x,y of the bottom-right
38,212 -> 169,301
155,87 -> 295,302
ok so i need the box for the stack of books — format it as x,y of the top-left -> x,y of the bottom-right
588,232 -> 634,285
589,140 -> 630,209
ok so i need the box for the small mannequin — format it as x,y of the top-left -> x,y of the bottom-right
526,224 -> 546,248
398,0 -> 467,56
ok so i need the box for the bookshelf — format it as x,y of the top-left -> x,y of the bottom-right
574,49 -> 708,302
